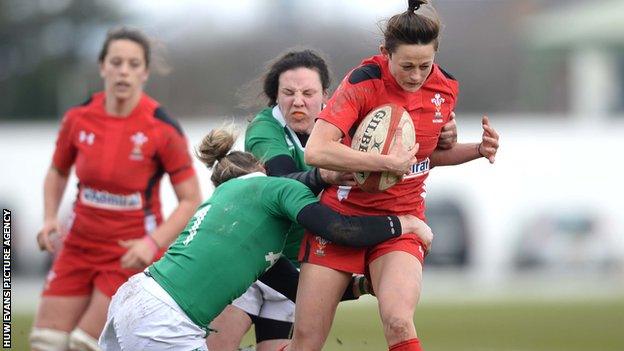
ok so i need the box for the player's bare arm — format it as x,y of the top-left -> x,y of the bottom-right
429,115 -> 499,166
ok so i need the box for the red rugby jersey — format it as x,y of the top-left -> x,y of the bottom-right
52,92 -> 195,245
318,55 -> 459,219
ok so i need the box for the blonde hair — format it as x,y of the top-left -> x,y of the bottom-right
195,126 -> 263,187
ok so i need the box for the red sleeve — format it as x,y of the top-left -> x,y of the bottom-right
158,126 -> 196,185
318,75 -> 374,137
51,112 -> 77,174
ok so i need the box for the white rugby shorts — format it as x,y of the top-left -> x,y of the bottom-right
99,273 -> 208,351
232,280 -> 295,322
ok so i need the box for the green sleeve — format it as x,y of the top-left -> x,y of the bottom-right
245,116 -> 291,162
262,178 -> 318,223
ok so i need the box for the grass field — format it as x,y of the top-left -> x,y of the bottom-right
8,297 -> 623,350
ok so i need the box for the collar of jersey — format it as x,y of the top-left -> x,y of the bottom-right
238,172 -> 266,180
271,106 -> 305,151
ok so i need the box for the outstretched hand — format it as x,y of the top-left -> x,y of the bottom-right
478,116 -> 499,164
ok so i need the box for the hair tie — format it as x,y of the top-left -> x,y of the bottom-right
408,0 -> 423,13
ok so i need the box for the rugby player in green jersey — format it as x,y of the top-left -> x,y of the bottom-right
209,49 -> 355,351
99,127 -> 433,350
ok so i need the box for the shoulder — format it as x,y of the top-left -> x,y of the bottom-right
61,92 -> 100,126
137,94 -> 184,136
152,106 -> 184,136
347,63 -> 382,85
65,92 -> 100,117
249,108 -> 280,127
437,65 -> 457,82
431,64 -> 459,94
262,176 -> 303,193
246,109 -> 283,137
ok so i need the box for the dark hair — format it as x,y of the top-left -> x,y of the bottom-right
98,26 -> 151,67
195,127 -> 263,187
262,49 -> 331,107
383,0 -> 441,53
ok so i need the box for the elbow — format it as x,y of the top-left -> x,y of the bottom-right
189,192 -> 202,208
304,144 -> 323,167
181,190 -> 202,211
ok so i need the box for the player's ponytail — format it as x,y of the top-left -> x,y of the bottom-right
196,126 -> 264,187
383,0 -> 441,53
408,0 -> 425,12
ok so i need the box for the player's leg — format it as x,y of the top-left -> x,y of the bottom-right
252,281 -> 295,351
289,263 -> 351,351
206,305 -> 253,351
69,268 -> 136,351
70,287 -> 111,351
207,281 -> 264,350
31,296 -> 91,350
31,246 -> 93,351
254,315 -> 292,351
368,251 -> 424,351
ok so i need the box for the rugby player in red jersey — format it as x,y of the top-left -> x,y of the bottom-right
30,27 -> 201,351
289,1 -> 499,351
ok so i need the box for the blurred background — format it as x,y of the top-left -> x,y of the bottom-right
2,0 -> 623,350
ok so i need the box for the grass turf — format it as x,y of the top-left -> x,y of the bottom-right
7,297 -> 623,350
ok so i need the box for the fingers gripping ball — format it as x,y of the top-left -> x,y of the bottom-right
350,103 -> 416,192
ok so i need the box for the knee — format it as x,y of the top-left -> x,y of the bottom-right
382,315 -> 414,340
30,328 -> 69,351
291,323 -> 324,351
68,328 -> 102,351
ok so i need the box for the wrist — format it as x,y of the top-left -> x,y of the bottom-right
477,143 -> 486,158
143,235 -> 160,255
398,215 -> 417,235
316,168 -> 329,186
43,215 -> 57,223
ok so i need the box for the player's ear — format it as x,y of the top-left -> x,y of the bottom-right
99,62 -> 106,79
141,67 -> 150,84
380,45 -> 390,58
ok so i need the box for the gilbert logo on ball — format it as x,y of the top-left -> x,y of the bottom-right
350,103 -> 415,193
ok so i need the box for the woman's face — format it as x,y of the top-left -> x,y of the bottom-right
277,67 -> 326,134
99,39 -> 149,101
382,43 -> 436,93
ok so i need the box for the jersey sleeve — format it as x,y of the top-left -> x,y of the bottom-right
245,117 -> 291,162
51,112 -> 78,174
318,75 -> 373,137
262,178 -> 318,223
158,126 -> 196,185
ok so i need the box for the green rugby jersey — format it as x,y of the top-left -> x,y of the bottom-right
148,173 -> 317,330
245,106 -> 311,266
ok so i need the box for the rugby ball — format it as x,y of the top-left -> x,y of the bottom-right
350,104 -> 416,193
